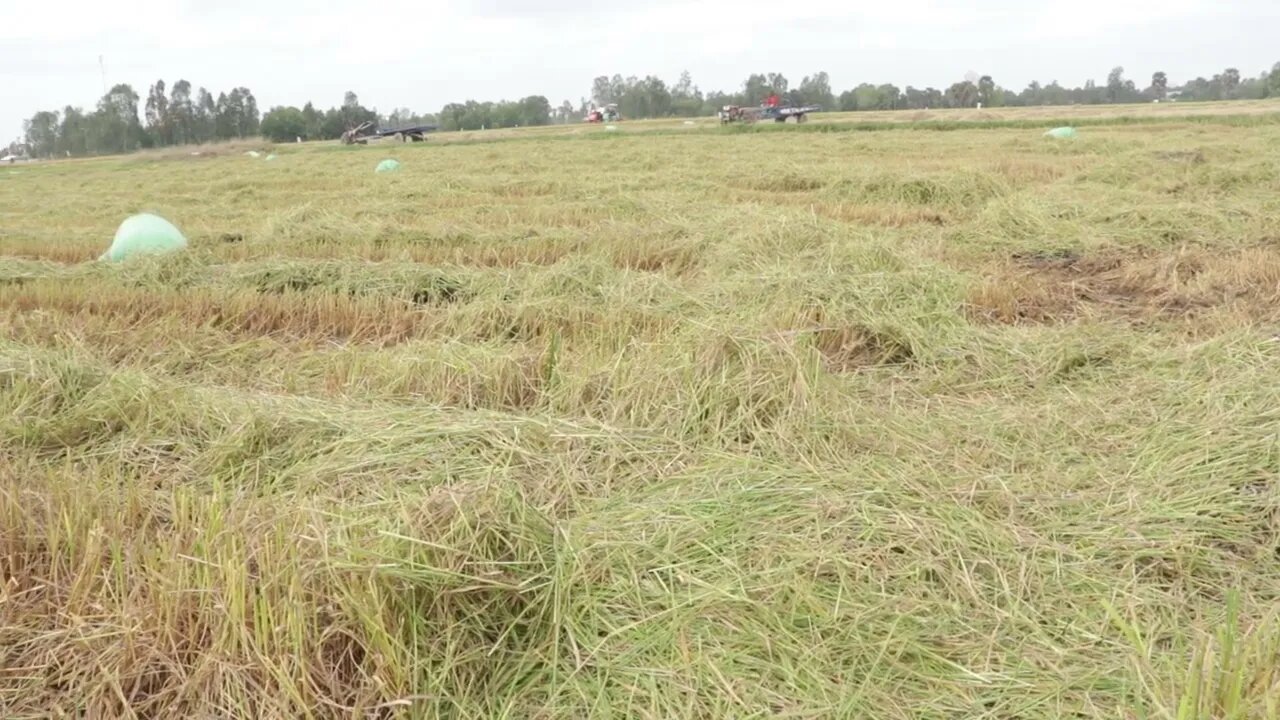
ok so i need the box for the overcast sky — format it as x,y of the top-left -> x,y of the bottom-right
2,0 -> 1276,139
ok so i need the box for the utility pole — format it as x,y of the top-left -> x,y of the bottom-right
99,55 -> 106,94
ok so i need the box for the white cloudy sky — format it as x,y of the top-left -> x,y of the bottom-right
1,0 -> 1275,138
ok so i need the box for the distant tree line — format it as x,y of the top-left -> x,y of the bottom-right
581,64 -> 1280,116
17,62 -> 1280,158
21,80 -> 261,159
258,92 -> 386,143
585,71 -> 836,119
264,94 -> 556,137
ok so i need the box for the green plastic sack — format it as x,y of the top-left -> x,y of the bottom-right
375,159 -> 401,173
100,213 -> 188,262
1044,127 -> 1077,139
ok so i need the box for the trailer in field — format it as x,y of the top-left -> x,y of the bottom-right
718,104 -> 822,125
341,122 -> 439,145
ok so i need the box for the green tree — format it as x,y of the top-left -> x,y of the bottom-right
321,108 -> 347,137
557,100 -> 576,123
839,83 -> 894,111
238,88 -> 260,136
1149,71 -> 1168,100
1104,67 -> 1137,103
591,76 -> 615,105
1234,72 -> 1268,100
301,102 -> 324,139
1269,62 -> 1280,97
195,88 -> 217,143
671,70 -> 704,116
1180,76 -> 1213,101
766,73 -> 789,96
1043,81 -> 1068,105
902,86 -> 929,109
438,100 -> 497,131
1020,81 -> 1043,105
383,108 -> 412,128
876,84 -> 902,109
214,92 -> 234,139
642,76 -> 672,117
796,72 -> 834,108
1222,68 -> 1241,98
1080,79 -> 1103,104
614,76 -> 638,117
393,107 -> 437,128
838,84 -> 866,110
93,83 -> 144,153
213,88 -> 260,139
673,70 -> 694,99
492,101 -> 518,128
57,106 -> 89,156
145,80 -> 170,146
439,103 -> 467,131
469,101 -> 496,129
614,76 -> 671,118
342,91 -> 361,125
977,75 -> 996,106
742,74 -> 771,104
23,110 -> 59,158
338,91 -> 377,131
260,106 -> 307,142
946,81 -> 978,108
168,80 -> 194,145
860,84 -> 886,109
517,95 -> 552,126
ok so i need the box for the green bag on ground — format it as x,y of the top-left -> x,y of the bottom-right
375,159 -> 401,173
1044,127 -> 1077,139
100,213 -> 188,262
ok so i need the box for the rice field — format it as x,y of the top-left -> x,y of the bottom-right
2,101 -> 1280,718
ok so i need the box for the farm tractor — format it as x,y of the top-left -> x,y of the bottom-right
718,103 -> 821,125
584,104 -> 620,123
341,121 -> 438,145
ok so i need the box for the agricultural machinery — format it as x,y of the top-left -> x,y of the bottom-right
584,104 -> 620,123
341,121 -> 438,145
718,104 -> 821,124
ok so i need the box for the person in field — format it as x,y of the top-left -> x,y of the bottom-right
765,92 -> 780,108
